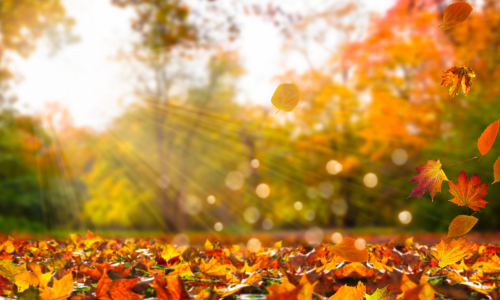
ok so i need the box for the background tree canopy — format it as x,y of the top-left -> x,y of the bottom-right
1,0 -> 499,235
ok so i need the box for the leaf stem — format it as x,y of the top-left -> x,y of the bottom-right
275,109 -> 280,114
443,157 -> 477,168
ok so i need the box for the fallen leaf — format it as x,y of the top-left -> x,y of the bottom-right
266,283 -> 304,300
331,238 -> 368,262
365,285 -> 397,300
154,275 -> 191,300
432,238 -> 475,268
271,82 -> 301,113
447,215 -> 478,238
448,170 -> 488,212
441,62 -> 475,99
205,239 -> 214,251
95,269 -> 141,300
328,281 -> 365,300
478,120 -> 500,157
408,159 -> 449,200
440,2 -> 473,31
14,269 -> 39,292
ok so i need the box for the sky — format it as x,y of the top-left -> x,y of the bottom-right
11,0 -> 395,129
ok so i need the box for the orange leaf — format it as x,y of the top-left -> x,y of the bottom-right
447,215 -> 478,238
95,269 -> 141,300
432,238 -> 475,268
493,156 -> 500,184
408,160 -> 448,200
271,82 -> 301,113
328,281 -> 365,300
266,284 -> 304,300
478,120 -> 500,157
440,2 -> 473,31
448,170 -> 488,212
441,63 -> 475,98
331,238 -> 368,262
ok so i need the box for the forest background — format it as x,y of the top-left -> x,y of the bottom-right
1,0 -> 498,240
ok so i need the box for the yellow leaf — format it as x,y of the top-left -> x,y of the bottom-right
205,239 -> 214,251
271,82 -> 301,113
0,260 -> 25,281
15,269 -> 39,292
52,272 -> 73,299
432,238 -> 475,268
199,258 -> 236,277
273,241 -> 283,249
447,215 -> 478,238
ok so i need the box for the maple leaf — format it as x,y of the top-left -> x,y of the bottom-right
41,272 -> 73,300
432,238 -> 475,268
448,170 -> 488,213
365,286 -> 397,300
447,215 -> 478,238
95,269 -> 141,300
14,269 -> 39,292
440,2 -> 473,31
271,82 -> 301,113
328,281 -> 365,300
441,62 -> 475,99
331,238 -> 368,262
407,159 -> 449,200
199,258 -> 236,277
478,120 -> 500,157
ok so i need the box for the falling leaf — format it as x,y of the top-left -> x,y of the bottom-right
365,286 -> 397,300
271,82 -> 301,113
266,283 -> 304,300
493,156 -> 500,184
407,159 -> 449,200
448,215 -> 478,238
441,62 -> 475,99
331,238 -> 368,262
440,2 -> 473,31
328,281 -> 365,300
432,238 -> 475,268
448,170 -> 488,212
478,120 -> 500,157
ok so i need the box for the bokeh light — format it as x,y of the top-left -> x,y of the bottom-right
355,238 -> 366,250
399,211 -> 412,224
172,234 -> 190,246
305,210 -> 315,221
207,195 -> 216,204
306,187 -> 317,199
363,173 -> 378,188
262,218 -> 273,230
250,159 -> 260,168
214,222 -> 223,231
185,195 -> 202,215
326,160 -> 343,175
331,232 -> 343,244
247,238 -> 261,253
305,227 -> 324,245
294,201 -> 303,210
331,198 -> 348,216
318,181 -> 333,198
226,171 -> 244,190
243,207 -> 260,224
255,183 -> 270,198
392,149 -> 408,165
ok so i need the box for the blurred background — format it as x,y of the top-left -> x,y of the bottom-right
0,0 -> 498,242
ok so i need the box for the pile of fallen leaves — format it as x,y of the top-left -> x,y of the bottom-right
2,231 -> 500,299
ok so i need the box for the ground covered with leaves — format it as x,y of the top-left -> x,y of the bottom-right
2,232 -> 500,299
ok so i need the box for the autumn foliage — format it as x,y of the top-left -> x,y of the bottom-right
0,231 -> 500,299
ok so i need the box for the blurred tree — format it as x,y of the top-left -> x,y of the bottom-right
112,0 -> 239,232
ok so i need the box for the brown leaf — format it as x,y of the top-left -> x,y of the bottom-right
440,2 -> 473,31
